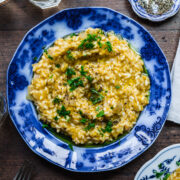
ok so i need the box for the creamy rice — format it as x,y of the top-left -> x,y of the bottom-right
28,28 -> 150,144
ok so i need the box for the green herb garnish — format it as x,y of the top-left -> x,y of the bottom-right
96,110 -> 104,118
84,122 -> 95,131
78,34 -> 98,50
110,106 -> 114,109
70,33 -> 76,38
86,75 -> 93,82
66,50 -> 74,60
67,77 -> 84,91
48,55 -> 53,60
53,97 -> 62,104
44,49 -> 48,54
42,124 -> 49,128
105,41 -> 113,52
68,143 -> 74,151
49,74 -> 53,79
33,57 -> 38,61
90,88 -> 104,105
85,42 -> 94,49
96,106 -> 100,111
57,105 -> 70,118
98,41 -> 102,48
98,29 -> 104,34
80,66 -> 87,76
98,128 -> 104,137
55,64 -> 60,68
80,118 -> 88,124
66,67 -> 76,78
54,116 -> 59,121
115,85 -> 120,89
102,121 -> 113,133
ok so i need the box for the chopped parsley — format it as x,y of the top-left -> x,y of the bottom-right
84,122 -> 95,131
67,77 -> 84,91
66,115 -> 71,122
55,64 -> 60,68
102,121 -> 113,133
90,88 -> 104,104
98,128 -> 104,137
42,124 -> 49,128
54,116 -> 59,121
66,50 -> 74,60
66,67 -> 76,78
176,161 -> 180,166
49,74 -> 53,79
80,66 -> 87,76
80,66 -> 93,82
80,118 -> 88,124
44,49 -> 48,54
98,41 -> 102,48
105,90 -> 108,93
96,110 -> 104,118
110,106 -> 114,109
33,57 -> 38,61
43,48 -> 53,60
57,105 -> 70,118
68,143 -> 74,151
47,55 -> 53,60
78,34 -> 100,50
115,85 -> 120,89
53,97 -> 62,104
96,106 -> 100,111
85,42 -> 94,49
105,41 -> 113,52
86,75 -> 93,82
70,33 -> 76,38
143,64 -> 148,74
98,29 -> 104,34
79,110 -> 83,116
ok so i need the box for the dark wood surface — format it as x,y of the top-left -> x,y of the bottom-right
0,0 -> 180,179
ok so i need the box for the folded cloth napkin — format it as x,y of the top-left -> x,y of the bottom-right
167,39 -> 180,124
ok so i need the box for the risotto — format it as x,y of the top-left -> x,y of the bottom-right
28,28 -> 150,145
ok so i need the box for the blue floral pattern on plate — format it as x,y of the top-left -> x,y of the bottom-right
7,7 -> 171,172
135,144 -> 180,180
129,0 -> 180,22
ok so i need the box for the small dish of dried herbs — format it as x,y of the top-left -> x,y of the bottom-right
129,0 -> 180,22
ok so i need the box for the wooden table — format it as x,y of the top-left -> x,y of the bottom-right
0,0 -> 179,179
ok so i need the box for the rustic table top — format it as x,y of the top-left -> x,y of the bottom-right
0,0 -> 180,179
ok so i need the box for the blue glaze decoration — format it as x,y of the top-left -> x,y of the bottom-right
7,7 -> 171,172
128,0 -> 180,22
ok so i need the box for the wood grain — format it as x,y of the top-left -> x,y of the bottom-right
0,0 -> 179,179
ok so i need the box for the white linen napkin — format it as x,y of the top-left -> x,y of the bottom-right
167,39 -> 180,124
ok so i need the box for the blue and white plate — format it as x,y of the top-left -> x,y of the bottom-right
135,144 -> 180,180
7,7 -> 171,172
129,0 -> 180,22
